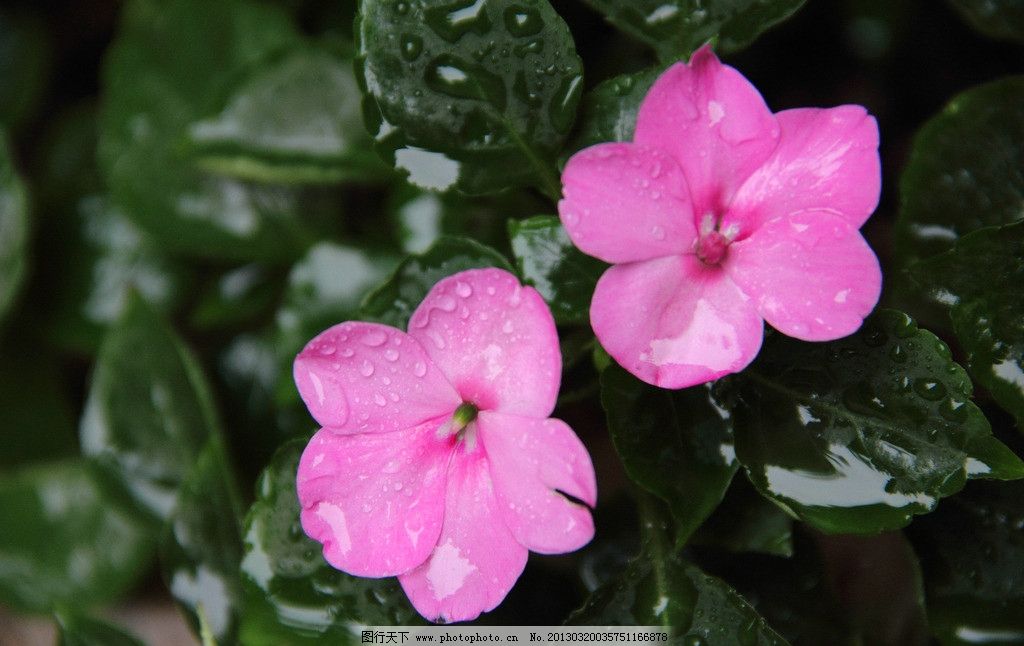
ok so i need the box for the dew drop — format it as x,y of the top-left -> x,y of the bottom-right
360,361 -> 375,377
399,34 -> 423,61
413,362 -> 428,377
384,348 -> 400,362
374,393 -> 387,407
436,295 -> 457,312
362,330 -> 388,347
455,281 -> 473,298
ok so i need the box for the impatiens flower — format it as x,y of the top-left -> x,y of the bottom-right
559,45 -> 882,389
292,268 -> 596,623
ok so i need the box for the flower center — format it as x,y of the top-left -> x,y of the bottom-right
695,213 -> 738,267
437,402 -> 480,449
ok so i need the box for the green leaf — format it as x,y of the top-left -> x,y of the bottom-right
80,296 -> 221,522
0,130 -> 29,324
188,46 -> 387,184
45,194 -> 192,352
0,460 -> 153,613
690,475 -> 793,558
360,236 -> 512,329
948,0 -> 1024,43
721,310 -> 1024,535
601,365 -> 738,546
894,77 -> 1024,273
569,497 -> 787,644
190,263 -> 284,332
0,9 -> 51,131
563,66 -> 662,159
907,480 -> 1024,645
579,0 -> 807,62
56,611 -> 145,646
99,0 -> 336,261
910,221 -> 1024,428
239,440 -> 419,644
161,437 -> 244,645
357,0 -> 583,196
508,216 -> 607,325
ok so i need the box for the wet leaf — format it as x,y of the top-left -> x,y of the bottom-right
601,365 -> 738,546
508,215 -> 607,325
907,480 -> 1024,645
569,498 -> 787,644
46,194 -> 191,352
190,263 -> 284,332
691,475 -> 794,558
161,437 -> 244,645
0,130 -> 29,325
99,0 -> 336,261
720,310 -> 1024,534
80,296 -> 221,522
360,236 -> 512,329
580,0 -> 807,62
188,46 -> 386,184
56,611 -> 145,646
948,0 -> 1024,43
894,77 -> 1024,274
239,440 -> 419,644
563,66 -> 661,159
0,460 -> 153,613
357,0 -> 583,196
910,222 -> 1024,428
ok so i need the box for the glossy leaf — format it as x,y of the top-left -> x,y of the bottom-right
99,0 -> 333,261
239,440 -> 419,644
569,501 -> 786,644
508,216 -> 607,325
910,222 -> 1024,428
161,437 -> 244,645
360,236 -> 512,328
894,77 -> 1024,271
563,66 -> 661,159
357,0 -> 583,196
948,0 -> 1024,43
0,460 -> 153,613
691,475 -> 794,558
46,194 -> 191,352
0,130 -> 29,324
907,480 -> 1024,645
721,309 -> 1024,535
580,0 -> 807,61
188,46 -> 386,184
190,263 -> 284,332
80,296 -> 220,522
56,612 -> 145,646
601,365 -> 738,546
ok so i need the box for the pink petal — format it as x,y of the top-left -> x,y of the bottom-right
297,422 -> 451,577
727,210 -> 882,341
398,449 -> 528,623
294,322 -> 460,433
591,255 -> 763,388
407,268 -> 561,418
477,411 -> 595,554
633,45 -> 780,219
559,142 -> 696,263
727,106 -> 881,235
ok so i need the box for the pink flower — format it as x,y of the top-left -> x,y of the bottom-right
292,268 -> 596,623
559,46 -> 882,389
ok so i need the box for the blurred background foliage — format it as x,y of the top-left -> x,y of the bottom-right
0,0 -> 1022,644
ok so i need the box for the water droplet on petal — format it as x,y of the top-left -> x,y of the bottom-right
436,295 -> 457,312
455,281 -> 473,298
384,348 -> 400,362
374,393 -> 387,407
362,330 -> 388,347
413,362 -> 427,377
360,361 -> 375,377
